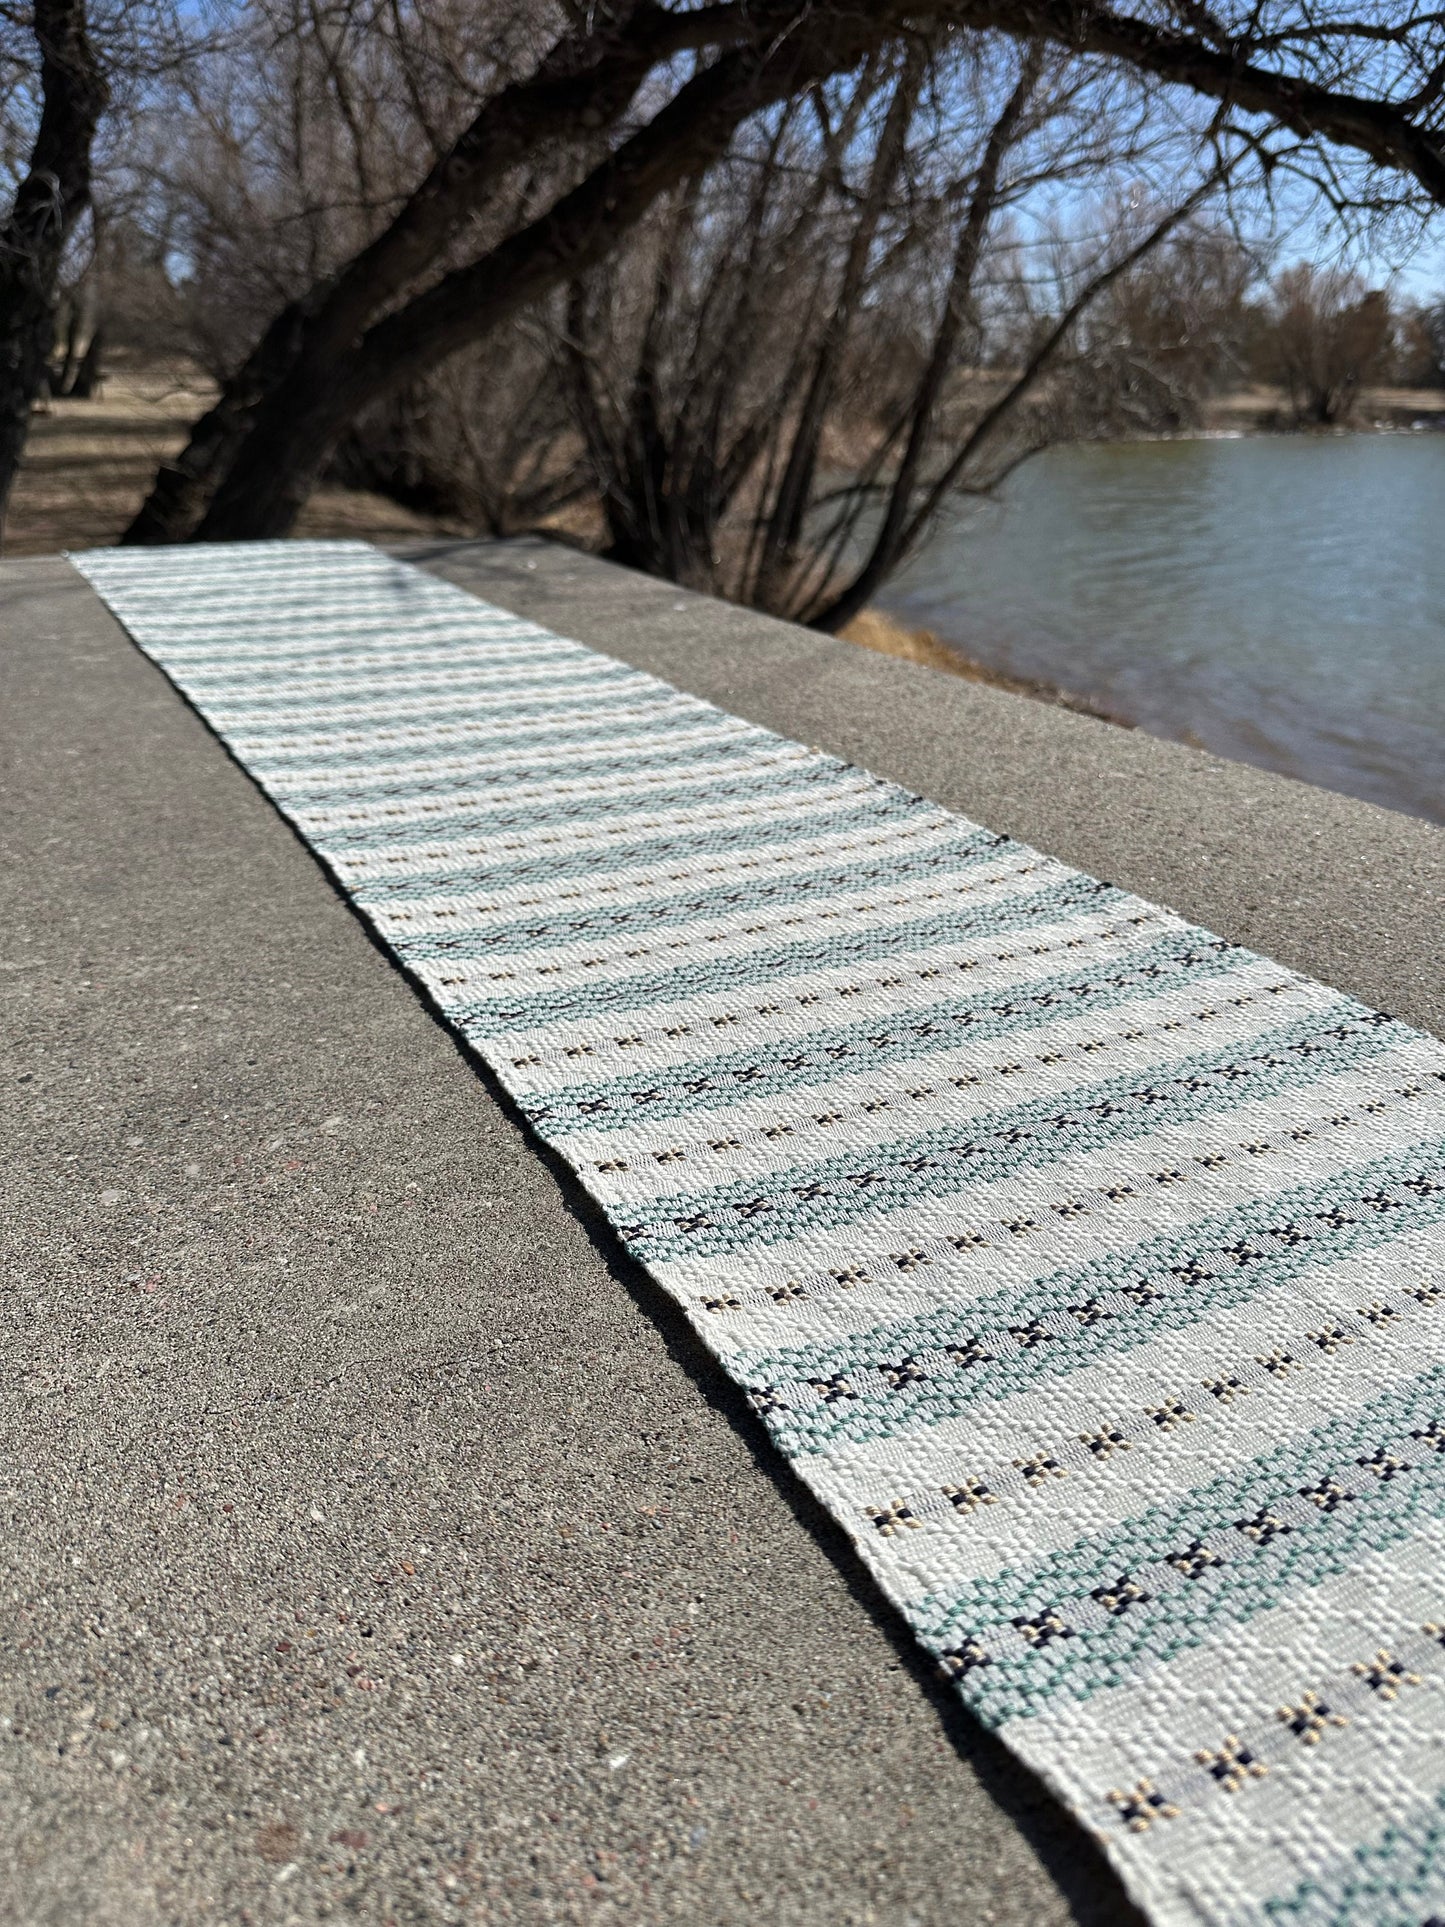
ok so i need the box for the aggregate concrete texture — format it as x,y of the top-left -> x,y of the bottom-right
2,540 -> 1441,1927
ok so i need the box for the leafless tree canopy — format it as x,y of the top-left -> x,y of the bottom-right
0,0 -> 1442,576
1252,261 -> 1394,422
554,38 -> 1242,623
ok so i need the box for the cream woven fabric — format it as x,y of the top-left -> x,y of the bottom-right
74,539 -> 1445,1927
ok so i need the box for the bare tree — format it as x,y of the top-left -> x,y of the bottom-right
554,36 -> 1243,629
1254,260 -> 1394,423
115,0 -> 1445,549
123,0 -> 822,546
0,0 -> 107,536
1395,292 -> 1445,384
1063,219 -> 1261,433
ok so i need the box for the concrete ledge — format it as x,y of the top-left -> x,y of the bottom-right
3,539 -> 1439,1926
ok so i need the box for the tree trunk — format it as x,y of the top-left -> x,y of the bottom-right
753,47 -> 924,609
0,0 -> 107,538
56,300 -> 83,395
188,368 -> 376,543
69,321 -> 105,398
813,47 -> 1042,631
192,9 -> 903,544
121,0 -> 759,546
0,276 -> 60,529
121,298 -> 313,545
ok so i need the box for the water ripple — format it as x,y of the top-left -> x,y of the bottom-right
882,435 -> 1445,823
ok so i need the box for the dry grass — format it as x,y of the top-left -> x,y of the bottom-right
839,608 -> 1128,725
1203,382 -> 1445,432
3,356 -> 456,556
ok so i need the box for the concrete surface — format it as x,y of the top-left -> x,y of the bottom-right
1,540 -> 1441,1927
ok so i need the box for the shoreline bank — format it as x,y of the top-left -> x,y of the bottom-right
1198,384 -> 1445,436
840,608 -> 1132,729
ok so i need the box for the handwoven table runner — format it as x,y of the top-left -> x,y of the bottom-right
73,539 -> 1445,1926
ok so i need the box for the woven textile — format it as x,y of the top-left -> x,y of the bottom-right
73,539 -> 1445,1926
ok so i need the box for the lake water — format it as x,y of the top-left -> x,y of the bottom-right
877,435 -> 1445,824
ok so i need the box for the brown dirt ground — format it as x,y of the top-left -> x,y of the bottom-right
3,359 -> 456,557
